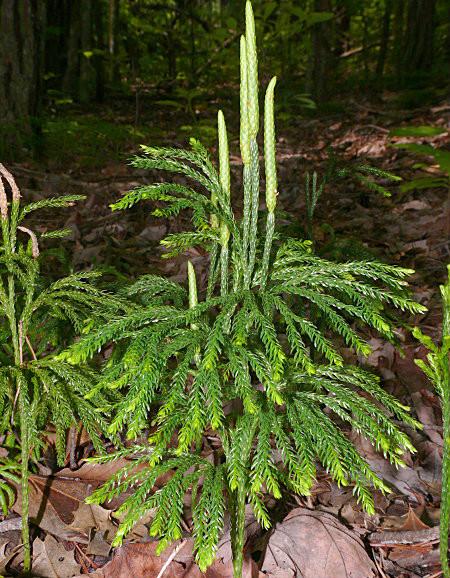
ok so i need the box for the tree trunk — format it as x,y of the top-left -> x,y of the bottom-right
335,3 -> 351,56
392,0 -> 405,75
376,0 -> 393,81
45,0 -> 71,91
108,0 -> 121,84
0,0 -> 46,155
93,0 -> 106,102
401,0 -> 436,80
63,0 -> 81,98
308,0 -> 334,104
79,0 -> 95,103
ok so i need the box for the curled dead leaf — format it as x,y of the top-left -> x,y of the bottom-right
261,508 -> 377,578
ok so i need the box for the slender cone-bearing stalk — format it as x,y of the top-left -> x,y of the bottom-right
208,122 -> 221,298
17,227 -> 39,258
260,77 -> 277,288
0,174 -> 7,221
264,77 -> 277,214
0,164 -> 21,251
243,2 -> 260,288
240,36 -> 250,167
240,36 -> 252,274
218,110 -> 231,295
245,1 -> 258,138
188,261 -> 202,368
188,261 -> 198,312
0,165 -> 11,252
0,177 -> 9,252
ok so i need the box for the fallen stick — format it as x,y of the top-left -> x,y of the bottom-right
155,539 -> 188,578
369,526 -> 440,547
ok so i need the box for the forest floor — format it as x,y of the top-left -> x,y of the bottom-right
2,93 -> 450,577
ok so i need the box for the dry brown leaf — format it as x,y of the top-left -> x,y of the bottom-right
261,508 -> 377,578
32,535 -> 81,577
86,528 -> 113,558
14,475 -> 87,542
349,433 -> 425,499
73,540 -> 258,578
382,507 -> 430,532
69,502 -> 117,541
411,391 -> 443,445
13,459 -> 141,540
0,543 -> 23,574
387,542 -> 439,575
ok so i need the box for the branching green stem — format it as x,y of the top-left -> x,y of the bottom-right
231,485 -> 246,578
19,387 -> 31,574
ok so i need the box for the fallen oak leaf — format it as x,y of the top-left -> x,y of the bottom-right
261,508 -> 377,578
32,535 -> 81,578
14,475 -> 87,543
69,502 -> 117,542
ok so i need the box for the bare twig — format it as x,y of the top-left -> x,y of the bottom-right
371,549 -> 389,578
25,335 -> 37,361
155,539 -> 188,578
74,542 -> 100,570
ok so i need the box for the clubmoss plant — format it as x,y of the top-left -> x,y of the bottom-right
65,3 -> 425,576
414,266 -> 450,578
0,164 -> 121,573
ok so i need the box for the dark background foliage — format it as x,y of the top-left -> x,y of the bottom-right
1,0 -> 449,164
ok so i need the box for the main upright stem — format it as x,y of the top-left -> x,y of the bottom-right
10,281 -> 31,573
442,390 -> 450,578
20,389 -> 31,574
231,485 -> 246,578
440,270 -> 450,578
